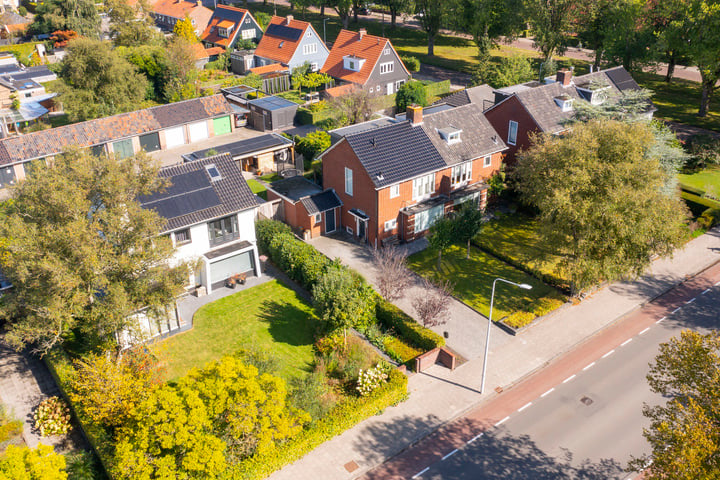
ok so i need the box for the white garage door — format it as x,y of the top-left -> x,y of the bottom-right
188,121 -> 209,143
164,126 -> 185,149
209,251 -> 254,285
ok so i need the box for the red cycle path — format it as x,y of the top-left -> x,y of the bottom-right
362,261 -> 720,480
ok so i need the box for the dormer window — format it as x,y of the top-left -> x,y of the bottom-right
438,127 -> 462,145
554,94 -> 574,112
576,80 -> 611,105
343,55 -> 365,71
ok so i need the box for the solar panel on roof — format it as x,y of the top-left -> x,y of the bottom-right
148,188 -> 221,219
266,23 -> 303,41
188,134 -> 290,160
138,170 -> 209,203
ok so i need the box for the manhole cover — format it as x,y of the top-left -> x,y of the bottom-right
580,396 -> 593,406
344,461 -> 359,473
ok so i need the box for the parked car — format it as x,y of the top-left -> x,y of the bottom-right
356,4 -> 372,15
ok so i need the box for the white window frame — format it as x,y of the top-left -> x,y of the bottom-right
369,86 -> 374,93
384,48 -> 390,55
379,62 -> 394,74
345,167 -> 353,196
508,120 -> 518,146
241,29 -> 254,39
483,155 -> 492,167
349,60 -> 356,70
310,62 -> 319,71
303,43 -> 318,55
412,173 -> 435,200
384,219 -> 397,231
173,228 -> 192,246
389,184 -> 400,198
346,226 -> 354,234
314,213 -> 322,223
451,161 -> 472,187
395,79 -> 405,90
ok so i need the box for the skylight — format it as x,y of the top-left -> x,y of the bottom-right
205,164 -> 222,181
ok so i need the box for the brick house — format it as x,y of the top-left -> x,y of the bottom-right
152,0 -> 213,36
200,5 -> 263,51
321,28 -> 410,97
484,66 -> 652,164
253,15 -> 329,72
266,176 -> 343,239
320,103 -> 507,246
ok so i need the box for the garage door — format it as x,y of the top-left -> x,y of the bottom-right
213,116 -> 232,136
112,139 -> 134,159
139,132 -> 161,152
164,126 -> 185,149
209,251 -> 255,285
188,121 -> 209,143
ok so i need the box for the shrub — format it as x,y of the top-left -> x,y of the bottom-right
375,299 -> 445,351
423,80 -> 451,99
699,207 -> 720,229
315,333 -> 345,355
356,363 -> 390,396
33,396 -> 72,436
395,80 -> 428,112
401,55 -> 421,72
313,265 -> 377,336
268,233 -> 332,290
255,219 -> 292,253
383,336 -> 422,363
295,130 -> 331,161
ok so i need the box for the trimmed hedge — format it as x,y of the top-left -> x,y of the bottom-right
267,232 -> 332,290
423,80 -> 451,98
256,218 -> 292,253
681,191 -> 720,211
699,207 -> 720,229
375,299 -> 445,351
680,183 -> 706,196
296,106 -> 335,125
231,368 -> 407,480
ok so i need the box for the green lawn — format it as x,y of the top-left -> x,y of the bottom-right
153,280 -> 317,381
475,214 -> 568,287
678,167 -> 720,195
408,244 -> 566,327
247,178 -> 268,200
0,42 -> 40,66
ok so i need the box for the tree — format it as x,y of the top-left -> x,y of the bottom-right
524,0 -> 574,70
458,0 -> 524,79
514,120 -> 688,295
682,0 -> 720,116
487,54 -> 535,88
395,80 -> 427,111
428,216 -> 455,269
312,265 -> 376,344
453,201 -> 484,259
597,0 -> 656,72
628,330 -> 720,479
645,0 -> 693,82
50,30 -> 79,48
372,246 -> 413,301
255,12 -> 272,30
380,0 -> 414,28
163,37 -> 200,102
56,38 -> 149,121
29,0 -> 100,37
0,444 -> 67,480
331,0 -> 353,29
173,15 -> 198,43
328,87 -> 378,126
295,130 -> 331,160
119,44 -> 167,101
415,0 -> 451,56
0,148 -> 190,355
412,278 -> 453,327
70,352 -> 158,429
106,0 -> 163,47
575,0 -> 615,71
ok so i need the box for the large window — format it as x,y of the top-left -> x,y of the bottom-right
384,219 -> 397,231
412,173 -> 435,200
508,120 -> 518,146
345,167 -> 353,196
0,165 -> 16,189
379,62 -> 394,74
451,161 -> 472,186
414,204 -> 444,233
139,132 -> 161,152
303,43 -> 318,55
174,228 -> 191,246
241,29 -> 255,39
483,155 -> 492,167
208,215 -> 239,246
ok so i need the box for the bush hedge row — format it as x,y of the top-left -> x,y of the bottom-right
375,299 -> 445,351
296,106 -> 335,125
267,232 -> 332,291
232,368 -> 408,480
422,79 -> 451,98
256,218 -> 292,253
681,191 -> 720,210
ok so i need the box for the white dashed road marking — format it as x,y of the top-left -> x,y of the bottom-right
495,416 -> 510,427
582,362 -> 595,371
686,297 -> 696,304
639,327 -> 650,335
672,307 -> 681,314
602,350 -> 615,358
656,316 -> 666,324
563,374 -> 576,383
468,433 -> 484,444
621,338 -> 632,347
518,402 -> 532,412
442,449 -> 458,460
541,388 -> 555,398
703,288 -> 711,294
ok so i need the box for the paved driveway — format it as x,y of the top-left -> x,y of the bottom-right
309,233 -> 510,360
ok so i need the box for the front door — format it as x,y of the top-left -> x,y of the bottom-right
325,209 -> 336,233
357,218 -> 366,242
386,82 -> 394,95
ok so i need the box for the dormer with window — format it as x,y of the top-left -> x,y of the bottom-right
343,55 -> 365,72
554,94 -> 574,112
576,80 -> 611,105
217,20 -> 235,39
438,127 -> 462,145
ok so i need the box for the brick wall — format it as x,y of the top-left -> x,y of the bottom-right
484,95 -> 539,165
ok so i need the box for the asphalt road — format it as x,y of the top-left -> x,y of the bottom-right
415,287 -> 720,480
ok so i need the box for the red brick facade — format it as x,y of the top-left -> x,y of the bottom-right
484,95 -> 540,165
266,189 -> 338,239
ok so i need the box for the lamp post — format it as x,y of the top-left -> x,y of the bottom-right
480,278 -> 532,394
323,17 -> 329,44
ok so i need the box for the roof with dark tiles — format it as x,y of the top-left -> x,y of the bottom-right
301,190 -> 342,215
0,94 -> 234,166
139,153 -> 258,232
435,84 -> 495,109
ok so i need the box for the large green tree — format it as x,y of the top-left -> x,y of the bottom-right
379,0 -> 414,28
0,148 -> 189,355
629,330 -> 720,479
106,0 -> 163,47
29,0 -> 100,37
598,0 -> 656,72
524,0 -> 575,72
645,0 -> 692,82
514,120 -> 688,294
683,0 -> 720,116
415,0 -> 451,56
57,38 -> 149,121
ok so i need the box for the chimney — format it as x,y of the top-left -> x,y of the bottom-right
407,104 -> 423,126
556,68 -> 572,87
196,0 -> 201,6
286,15 -> 293,25
358,28 -> 366,40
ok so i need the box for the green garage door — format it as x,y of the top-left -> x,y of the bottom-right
213,116 -> 232,136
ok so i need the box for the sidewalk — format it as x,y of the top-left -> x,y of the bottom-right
269,228 -> 720,480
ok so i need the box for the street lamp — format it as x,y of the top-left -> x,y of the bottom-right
480,278 -> 532,394
323,17 -> 329,45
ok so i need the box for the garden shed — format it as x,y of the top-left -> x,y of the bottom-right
247,96 -> 299,132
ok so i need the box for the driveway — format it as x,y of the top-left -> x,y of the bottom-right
309,233 -> 511,360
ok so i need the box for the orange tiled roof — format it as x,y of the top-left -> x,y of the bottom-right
200,5 -> 248,48
205,46 -> 225,56
217,19 -> 234,29
153,0 -> 210,19
321,29 -> 400,86
249,63 -> 288,75
324,83 -> 358,98
253,15 -> 310,65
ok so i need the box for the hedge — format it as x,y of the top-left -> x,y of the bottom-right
267,232 -> 332,290
44,348 -> 113,476
681,191 -> 720,211
256,218 -> 292,253
423,80 -> 451,99
699,207 -> 720,229
296,106 -> 335,125
375,299 -> 445,351
231,368 -> 407,480
680,183 -> 706,197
